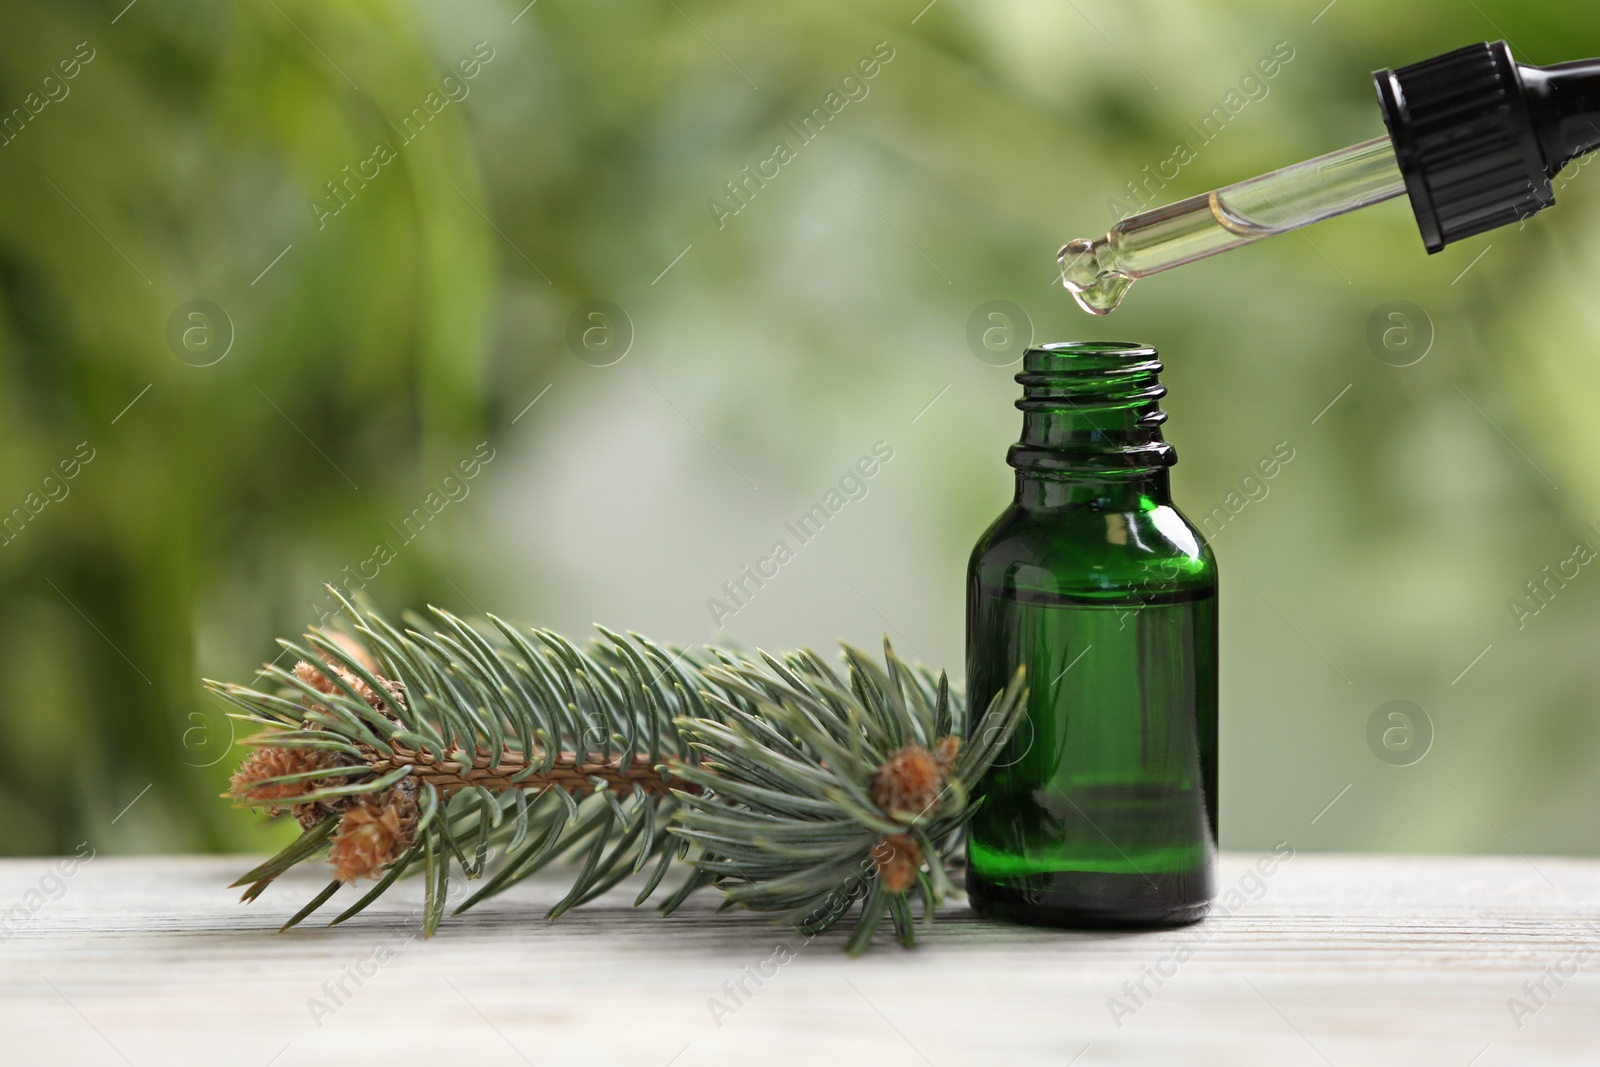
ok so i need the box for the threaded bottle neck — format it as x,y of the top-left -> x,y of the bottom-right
1007,342 -> 1174,510
1009,340 -> 1174,466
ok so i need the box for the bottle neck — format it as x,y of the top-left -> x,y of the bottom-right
1006,341 -> 1176,513
1015,469 -> 1171,511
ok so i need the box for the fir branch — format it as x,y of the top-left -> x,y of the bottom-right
212,588 -> 1027,953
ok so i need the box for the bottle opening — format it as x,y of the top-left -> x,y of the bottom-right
1032,341 -> 1156,356
1021,342 -> 1165,386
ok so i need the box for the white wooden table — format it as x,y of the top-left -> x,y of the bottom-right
2,852 -> 1596,1065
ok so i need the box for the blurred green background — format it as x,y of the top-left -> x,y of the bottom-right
2,0 -> 1597,859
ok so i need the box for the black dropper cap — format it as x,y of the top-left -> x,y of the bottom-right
1374,41 -> 1600,253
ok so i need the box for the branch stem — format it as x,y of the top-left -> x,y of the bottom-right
369,745 -> 695,798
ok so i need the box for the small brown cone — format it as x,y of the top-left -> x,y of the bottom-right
230,746 -> 333,806
873,834 -> 923,894
292,660 -> 338,695
326,632 -> 380,676
870,744 -> 945,817
329,780 -> 419,882
292,649 -> 402,715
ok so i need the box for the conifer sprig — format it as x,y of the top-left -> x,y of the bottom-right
211,589 -> 1027,952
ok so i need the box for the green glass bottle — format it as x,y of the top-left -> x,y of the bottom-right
966,341 -> 1217,928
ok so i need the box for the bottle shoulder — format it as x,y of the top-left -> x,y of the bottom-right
969,501 -> 1217,599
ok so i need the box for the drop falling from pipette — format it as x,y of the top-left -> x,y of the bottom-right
1058,237 -> 1132,316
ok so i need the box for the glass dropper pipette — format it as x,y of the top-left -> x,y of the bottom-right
1060,41 -> 1600,315
1061,136 -> 1404,314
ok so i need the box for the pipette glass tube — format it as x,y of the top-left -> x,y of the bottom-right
1059,136 -> 1406,315
1058,41 -> 1600,315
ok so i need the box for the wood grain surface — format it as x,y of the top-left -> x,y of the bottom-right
2,851 -> 1596,1065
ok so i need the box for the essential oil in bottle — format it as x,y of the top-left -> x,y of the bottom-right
966,341 -> 1218,928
